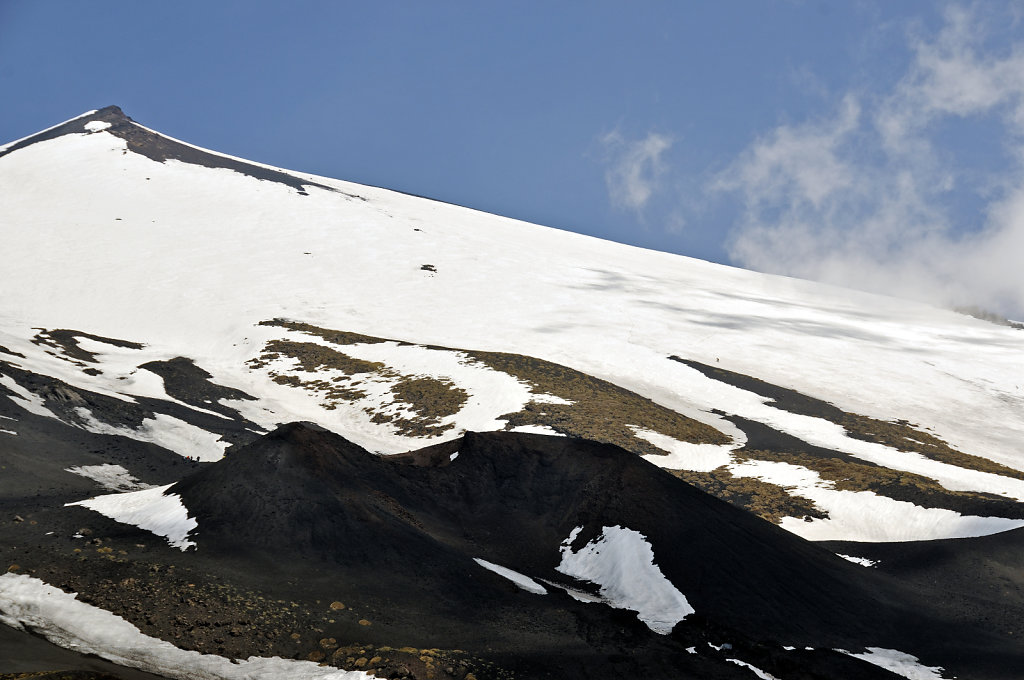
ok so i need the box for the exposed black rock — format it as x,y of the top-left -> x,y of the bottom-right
138,357 -> 258,421
0,106 -> 334,195
4,421 -> 1017,678
31,329 -> 144,365
720,413 -> 1024,519
166,425 -> 969,677
0,358 -> 263,457
824,525 -> 1024,680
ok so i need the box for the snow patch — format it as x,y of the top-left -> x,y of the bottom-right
66,464 -> 153,492
243,331 -> 572,453
73,408 -> 227,461
84,121 -> 112,132
730,459 -> 1024,542
0,573 -> 371,679
838,647 -> 948,680
508,424 -> 565,436
4,111 -> 1024,542
536,578 -> 603,603
836,554 -> 878,567
473,558 -> 547,594
556,525 -> 693,634
67,484 -> 197,550
727,658 -> 780,680
0,109 -> 97,152
0,374 -> 59,419
631,426 -> 734,472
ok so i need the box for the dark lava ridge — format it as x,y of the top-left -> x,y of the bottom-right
0,106 -> 335,196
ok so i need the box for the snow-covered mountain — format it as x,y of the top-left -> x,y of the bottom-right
2,106 -> 1023,680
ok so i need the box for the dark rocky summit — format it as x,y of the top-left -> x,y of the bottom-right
0,106 -> 333,194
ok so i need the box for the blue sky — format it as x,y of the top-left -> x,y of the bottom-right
2,1 -> 1023,317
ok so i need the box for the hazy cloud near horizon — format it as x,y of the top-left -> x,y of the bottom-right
709,4 -> 1024,319
600,130 -> 673,217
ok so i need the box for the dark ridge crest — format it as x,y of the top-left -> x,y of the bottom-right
0,106 -> 335,196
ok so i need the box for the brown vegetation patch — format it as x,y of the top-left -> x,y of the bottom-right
674,357 -> 1024,481
250,321 -> 730,450
275,375 -> 369,406
671,467 -> 826,524
368,376 -> 468,437
250,341 -> 382,410
250,334 -> 468,437
465,350 -> 729,455
260,340 -> 386,375
734,448 -> 1024,518
259,319 -> 389,346
838,413 -> 1024,480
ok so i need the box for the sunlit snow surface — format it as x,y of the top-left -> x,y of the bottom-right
727,658 -> 780,680
838,647 -> 949,680
0,573 -> 370,680
632,426 -> 733,472
65,464 -> 153,492
556,526 -> 693,634
836,554 -> 879,567
0,373 -> 59,420
245,336 -> 571,452
73,407 -> 228,462
66,484 -> 197,550
473,558 -> 547,594
507,424 -> 565,436
729,459 -> 1024,542
0,123 -> 1023,542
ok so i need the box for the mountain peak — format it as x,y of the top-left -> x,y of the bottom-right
96,104 -> 127,116
0,105 -> 130,159
89,104 -> 132,125
91,104 -> 131,120
0,105 -> 332,195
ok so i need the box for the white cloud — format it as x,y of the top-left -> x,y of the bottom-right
710,95 -> 861,211
879,4 -> 1024,149
714,4 -> 1024,319
600,130 -> 673,214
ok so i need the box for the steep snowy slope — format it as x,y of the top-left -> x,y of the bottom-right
3,106 -> 1024,680
2,106 -> 1023,544
6,106 -> 1024,544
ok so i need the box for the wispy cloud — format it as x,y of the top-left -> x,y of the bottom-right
600,130 -> 673,215
713,3 -> 1024,318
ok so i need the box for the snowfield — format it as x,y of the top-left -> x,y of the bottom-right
2,109 -> 1023,680
728,459 -> 1024,542
473,558 -> 548,595
67,485 -> 198,550
633,427 -> 735,472
1,116 -> 1023,546
838,647 -> 949,680
65,464 -> 154,492
556,526 -> 694,634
